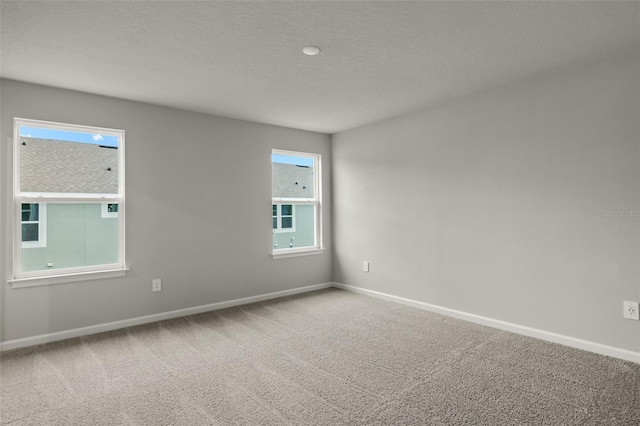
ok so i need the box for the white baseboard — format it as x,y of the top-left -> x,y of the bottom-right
332,282 -> 640,364
4,281 -> 639,364
0,282 -> 333,352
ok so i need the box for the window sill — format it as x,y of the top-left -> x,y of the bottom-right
272,248 -> 325,260
8,268 -> 129,289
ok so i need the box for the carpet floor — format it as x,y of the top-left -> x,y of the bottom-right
1,288 -> 639,425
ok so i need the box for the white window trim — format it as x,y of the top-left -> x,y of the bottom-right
272,247 -> 325,260
273,203 -> 295,233
12,118 -> 126,282
101,202 -> 118,218
21,202 -> 47,248
271,149 -> 323,257
8,268 -> 129,288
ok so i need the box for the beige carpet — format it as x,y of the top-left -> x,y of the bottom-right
1,288 -> 639,425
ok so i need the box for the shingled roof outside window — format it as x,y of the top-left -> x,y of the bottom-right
272,163 -> 314,199
20,137 -> 118,194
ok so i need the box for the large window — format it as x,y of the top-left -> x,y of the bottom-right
12,118 -> 125,282
272,150 -> 322,257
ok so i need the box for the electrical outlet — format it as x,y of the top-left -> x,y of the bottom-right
152,279 -> 162,292
363,261 -> 370,273
623,301 -> 639,320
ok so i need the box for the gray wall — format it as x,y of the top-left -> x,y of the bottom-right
0,79 -> 332,342
332,54 -> 640,351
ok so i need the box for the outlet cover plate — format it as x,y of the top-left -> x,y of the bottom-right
623,301 -> 639,320
152,279 -> 162,292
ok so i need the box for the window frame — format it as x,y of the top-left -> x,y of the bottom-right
11,118 -> 126,284
21,202 -> 47,248
271,149 -> 323,258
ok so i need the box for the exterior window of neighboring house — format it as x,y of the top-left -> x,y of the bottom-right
21,203 -> 47,248
101,203 -> 118,218
12,118 -> 125,283
272,149 -> 322,257
273,204 -> 295,232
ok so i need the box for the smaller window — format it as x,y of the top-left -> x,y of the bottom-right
273,204 -> 295,232
101,203 -> 119,218
272,149 -> 322,256
21,203 -> 47,248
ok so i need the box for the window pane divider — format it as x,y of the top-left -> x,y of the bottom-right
17,196 -> 122,204
18,192 -> 120,199
271,198 -> 317,204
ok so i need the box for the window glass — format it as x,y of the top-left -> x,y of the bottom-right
22,203 -> 38,221
19,126 -> 119,195
272,154 -> 315,199
21,203 -> 119,272
21,223 -> 39,242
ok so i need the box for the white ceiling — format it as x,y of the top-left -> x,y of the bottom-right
1,1 -> 639,134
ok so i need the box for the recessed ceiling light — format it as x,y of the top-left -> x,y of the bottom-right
303,46 -> 320,56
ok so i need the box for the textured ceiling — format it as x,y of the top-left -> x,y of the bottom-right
1,1 -> 639,134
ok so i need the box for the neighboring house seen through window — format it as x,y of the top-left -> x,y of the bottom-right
13,118 -> 125,282
272,149 -> 322,256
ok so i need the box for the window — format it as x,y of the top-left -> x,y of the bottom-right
101,203 -> 119,218
273,204 -> 295,232
21,203 -> 47,248
272,149 -> 322,257
12,118 -> 125,282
